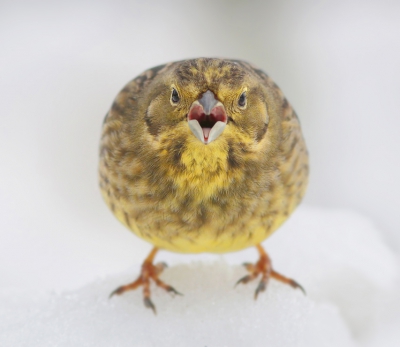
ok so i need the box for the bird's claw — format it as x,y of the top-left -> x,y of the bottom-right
254,280 -> 267,299
166,286 -> 183,296
296,283 -> 306,295
235,274 -> 253,287
236,244 -> 305,299
109,287 -> 123,299
109,248 -> 182,314
144,297 -> 156,314
270,270 -> 306,295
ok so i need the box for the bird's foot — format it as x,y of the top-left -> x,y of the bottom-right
236,244 -> 305,299
109,247 -> 182,314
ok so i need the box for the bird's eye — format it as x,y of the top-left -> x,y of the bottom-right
171,88 -> 180,104
238,92 -> 246,108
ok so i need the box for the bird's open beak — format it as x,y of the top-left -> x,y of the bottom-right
187,90 -> 227,144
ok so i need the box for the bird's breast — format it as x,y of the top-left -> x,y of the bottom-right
105,140 -> 284,253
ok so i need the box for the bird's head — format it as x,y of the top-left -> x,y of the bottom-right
141,58 -> 279,149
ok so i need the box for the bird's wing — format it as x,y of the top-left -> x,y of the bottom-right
240,61 -> 309,212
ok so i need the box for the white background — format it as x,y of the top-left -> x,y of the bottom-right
1,0 -> 399,307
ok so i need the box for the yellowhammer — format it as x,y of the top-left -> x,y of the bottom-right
99,58 -> 309,313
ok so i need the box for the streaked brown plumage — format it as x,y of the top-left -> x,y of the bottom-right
99,58 -> 309,312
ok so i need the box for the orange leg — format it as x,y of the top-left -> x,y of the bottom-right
109,247 -> 181,314
236,244 -> 305,299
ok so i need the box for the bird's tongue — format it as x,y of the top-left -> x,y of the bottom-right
202,128 -> 211,141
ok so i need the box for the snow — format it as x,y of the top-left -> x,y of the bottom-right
1,1 -> 400,346
1,206 -> 399,346
0,263 -> 353,347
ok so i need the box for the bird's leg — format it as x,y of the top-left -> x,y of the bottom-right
236,244 -> 305,299
109,247 -> 182,314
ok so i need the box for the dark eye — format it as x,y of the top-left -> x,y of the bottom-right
171,88 -> 180,104
238,92 -> 246,107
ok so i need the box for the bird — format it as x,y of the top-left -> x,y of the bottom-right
99,58 -> 309,313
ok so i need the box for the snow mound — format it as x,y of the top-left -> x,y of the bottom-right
0,262 -> 354,347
